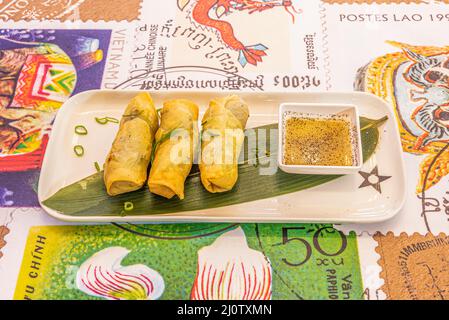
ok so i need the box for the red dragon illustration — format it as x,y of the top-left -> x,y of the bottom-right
178,0 -> 300,67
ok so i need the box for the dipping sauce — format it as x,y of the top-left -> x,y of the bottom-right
283,117 -> 354,166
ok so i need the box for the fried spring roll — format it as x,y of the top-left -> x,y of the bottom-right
199,95 -> 249,193
104,92 -> 158,196
148,99 -> 199,200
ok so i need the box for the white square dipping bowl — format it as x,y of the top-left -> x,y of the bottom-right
278,103 -> 363,175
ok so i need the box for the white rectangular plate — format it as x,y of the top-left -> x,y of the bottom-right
38,90 -> 406,223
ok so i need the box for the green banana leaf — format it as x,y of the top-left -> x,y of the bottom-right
43,116 -> 387,217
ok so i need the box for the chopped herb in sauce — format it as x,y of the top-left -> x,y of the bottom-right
283,117 -> 354,167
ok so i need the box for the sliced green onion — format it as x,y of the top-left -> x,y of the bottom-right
73,145 -> 84,157
94,161 -> 101,172
74,125 -> 88,135
95,117 -> 108,124
95,117 -> 119,125
156,108 -> 162,120
124,201 -> 134,211
106,117 -> 119,123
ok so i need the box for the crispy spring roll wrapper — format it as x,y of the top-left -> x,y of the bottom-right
199,95 -> 249,193
104,92 -> 158,196
148,99 -> 199,200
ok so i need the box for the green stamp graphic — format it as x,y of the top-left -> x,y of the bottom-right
15,223 -> 363,300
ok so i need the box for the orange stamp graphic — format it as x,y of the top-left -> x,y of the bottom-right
0,0 -> 142,22
374,232 -> 449,300
323,0 -> 449,3
0,225 -> 9,259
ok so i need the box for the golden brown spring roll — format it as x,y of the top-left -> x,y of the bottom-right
148,99 -> 199,199
199,95 -> 249,193
104,92 -> 158,196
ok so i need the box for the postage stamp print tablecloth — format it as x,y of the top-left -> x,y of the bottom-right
1,0 -> 449,300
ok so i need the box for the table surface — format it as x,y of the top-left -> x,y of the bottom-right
1,0 -> 449,300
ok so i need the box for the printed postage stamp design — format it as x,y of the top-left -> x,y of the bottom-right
374,232 -> 449,300
128,0 -> 325,92
0,0 -> 142,22
0,28 -> 111,207
14,223 -> 363,300
322,0 -> 449,3
0,225 -> 9,259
